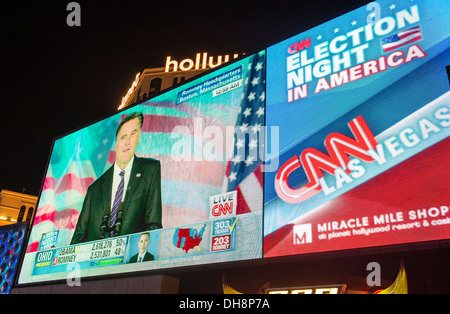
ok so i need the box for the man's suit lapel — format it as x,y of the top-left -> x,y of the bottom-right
100,166 -> 114,212
123,156 -> 143,214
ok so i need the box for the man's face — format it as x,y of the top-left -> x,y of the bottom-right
115,117 -> 141,169
138,234 -> 150,253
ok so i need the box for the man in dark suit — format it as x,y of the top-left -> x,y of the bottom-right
128,232 -> 154,263
71,112 -> 162,245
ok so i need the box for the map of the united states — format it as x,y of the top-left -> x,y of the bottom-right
173,224 -> 207,253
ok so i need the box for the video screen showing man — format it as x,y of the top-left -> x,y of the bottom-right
128,232 -> 154,263
71,112 -> 162,244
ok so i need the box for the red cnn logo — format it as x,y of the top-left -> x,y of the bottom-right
275,116 -> 378,204
288,37 -> 311,54
209,191 -> 237,219
212,202 -> 233,217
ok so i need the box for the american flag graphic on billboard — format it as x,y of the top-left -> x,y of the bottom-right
226,50 -> 265,215
381,25 -> 422,52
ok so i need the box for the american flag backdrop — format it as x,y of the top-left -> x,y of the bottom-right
226,50 -> 265,214
28,117 -> 120,252
28,54 -> 262,252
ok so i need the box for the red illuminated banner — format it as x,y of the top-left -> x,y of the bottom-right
265,135 -> 450,257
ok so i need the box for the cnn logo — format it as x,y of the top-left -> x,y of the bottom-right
209,191 -> 237,219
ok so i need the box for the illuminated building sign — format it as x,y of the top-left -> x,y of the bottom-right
165,52 -> 241,72
118,72 -> 140,110
266,284 -> 347,294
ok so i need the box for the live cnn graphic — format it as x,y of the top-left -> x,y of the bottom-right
209,191 -> 237,220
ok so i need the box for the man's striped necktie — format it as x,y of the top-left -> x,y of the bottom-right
110,170 -> 125,229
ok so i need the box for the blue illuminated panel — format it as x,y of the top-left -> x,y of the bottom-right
0,222 -> 28,294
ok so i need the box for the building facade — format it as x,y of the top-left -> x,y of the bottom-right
0,190 -> 37,227
118,53 -> 241,110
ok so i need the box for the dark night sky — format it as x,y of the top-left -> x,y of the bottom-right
1,0 -> 368,196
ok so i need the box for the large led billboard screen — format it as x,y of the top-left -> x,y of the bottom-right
17,0 -> 450,285
18,52 -> 265,284
264,0 -> 450,257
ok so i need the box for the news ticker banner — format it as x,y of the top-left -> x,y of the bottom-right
177,66 -> 243,104
264,0 -> 450,257
20,196 -> 261,283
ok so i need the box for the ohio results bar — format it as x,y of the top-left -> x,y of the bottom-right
31,216 -> 238,277
33,237 -> 128,275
